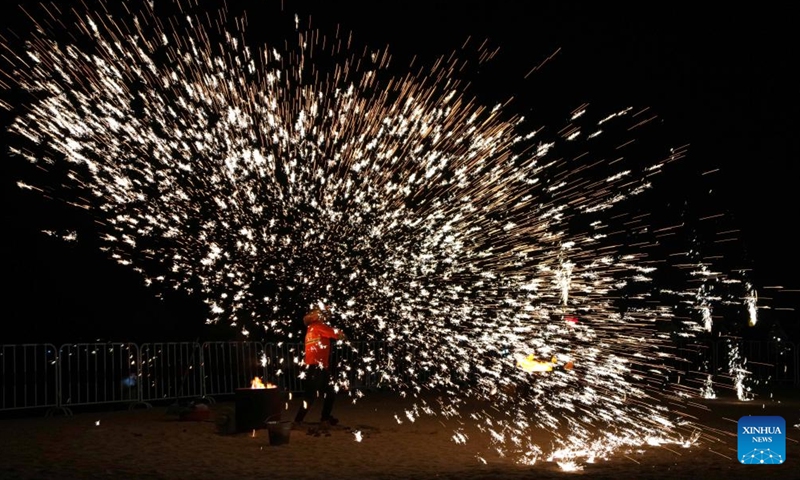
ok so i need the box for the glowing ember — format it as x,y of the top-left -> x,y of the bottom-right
556,460 -> 584,472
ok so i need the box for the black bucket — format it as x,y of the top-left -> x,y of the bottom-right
266,421 -> 291,446
234,388 -> 282,433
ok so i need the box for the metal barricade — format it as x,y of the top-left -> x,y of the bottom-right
712,339 -> 799,389
58,343 -> 140,408
263,342 -> 303,392
201,341 -> 265,397
739,340 -> 797,386
0,344 -> 59,412
1,338 -> 795,417
139,342 -> 204,403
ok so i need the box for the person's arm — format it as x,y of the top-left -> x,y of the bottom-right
316,323 -> 345,340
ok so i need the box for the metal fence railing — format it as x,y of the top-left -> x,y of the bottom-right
139,342 -> 204,404
1,340 -> 797,416
58,343 -> 140,410
0,344 -> 59,412
709,339 -> 799,388
263,342 -> 303,392
202,341 -> 265,398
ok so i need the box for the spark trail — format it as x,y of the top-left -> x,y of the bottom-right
1,0 -> 759,467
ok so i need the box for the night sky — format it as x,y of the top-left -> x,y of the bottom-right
1,1 -> 797,344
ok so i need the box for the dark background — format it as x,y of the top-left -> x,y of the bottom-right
1,1 -> 797,344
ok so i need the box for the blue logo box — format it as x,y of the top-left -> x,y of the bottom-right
738,416 -> 786,464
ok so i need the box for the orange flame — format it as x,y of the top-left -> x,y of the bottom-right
517,354 -> 557,373
250,376 -> 276,389
517,354 -> 574,373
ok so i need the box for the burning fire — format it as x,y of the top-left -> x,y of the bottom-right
251,376 -> 276,389
516,354 -> 574,373
517,354 -> 557,373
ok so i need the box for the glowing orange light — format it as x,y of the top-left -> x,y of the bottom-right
517,354 -> 557,373
250,376 -> 276,389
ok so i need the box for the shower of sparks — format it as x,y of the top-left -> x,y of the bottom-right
701,374 -> 717,399
1,0 -> 762,467
745,284 -> 758,327
727,340 -> 753,402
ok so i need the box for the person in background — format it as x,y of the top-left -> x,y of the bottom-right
293,304 -> 346,428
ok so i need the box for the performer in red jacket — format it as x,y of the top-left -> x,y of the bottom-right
294,305 -> 346,427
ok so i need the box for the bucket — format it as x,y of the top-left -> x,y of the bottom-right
235,388 -> 282,433
266,421 -> 292,446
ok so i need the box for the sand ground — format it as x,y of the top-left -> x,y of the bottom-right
1,389 -> 798,480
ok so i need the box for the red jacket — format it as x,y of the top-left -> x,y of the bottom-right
304,321 -> 340,368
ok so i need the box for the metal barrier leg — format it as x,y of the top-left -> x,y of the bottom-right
46,348 -> 72,417
197,343 -> 215,404
198,343 -> 217,404
129,346 -> 152,410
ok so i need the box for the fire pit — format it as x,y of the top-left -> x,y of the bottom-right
235,377 -> 282,433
